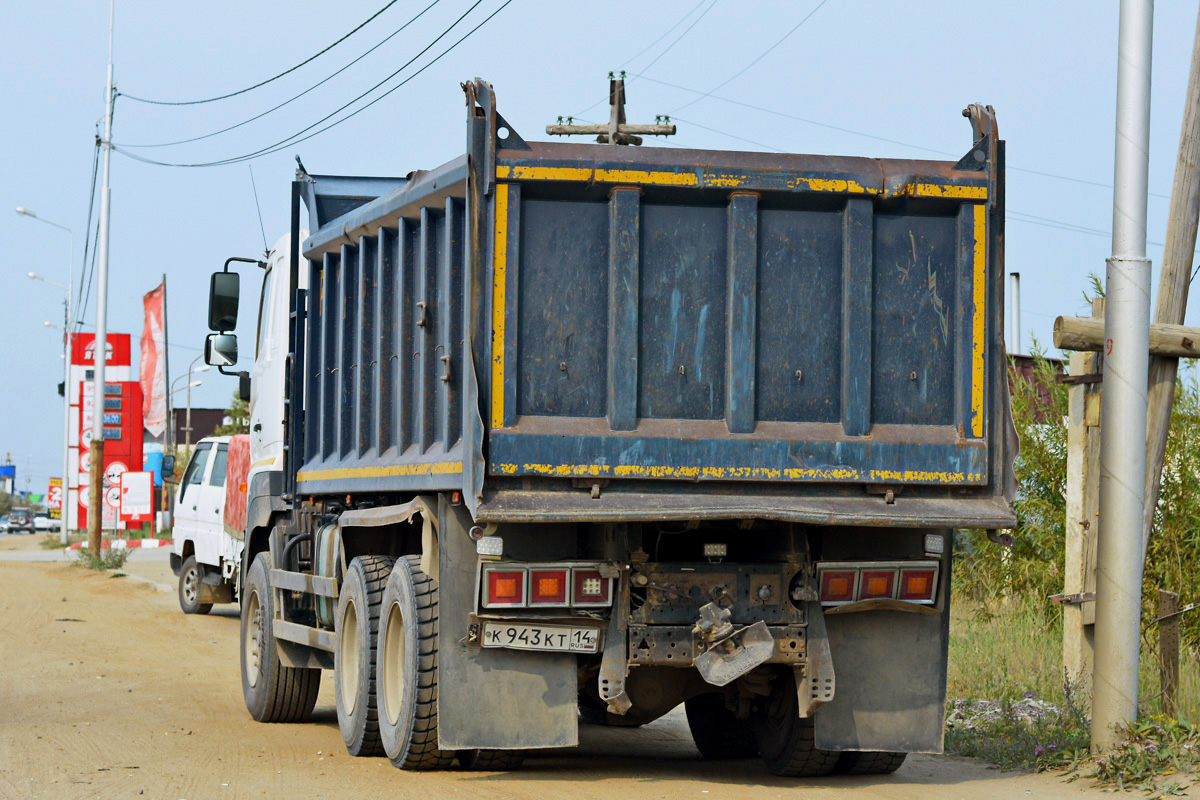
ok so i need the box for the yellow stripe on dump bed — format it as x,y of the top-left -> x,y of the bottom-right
492,183 -> 510,429
497,164 -> 698,186
903,183 -> 988,199
971,203 -> 987,438
494,461 -> 985,484
297,461 -> 463,482
498,164 -> 988,200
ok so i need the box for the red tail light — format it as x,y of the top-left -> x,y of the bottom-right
529,569 -> 568,606
817,561 -> 939,607
483,568 -> 526,608
819,570 -> 857,604
859,569 -> 897,600
899,568 -> 937,602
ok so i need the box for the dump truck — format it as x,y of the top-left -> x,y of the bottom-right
202,79 -> 1015,776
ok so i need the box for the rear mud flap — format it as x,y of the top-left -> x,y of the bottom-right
436,498 -> 578,749
814,561 -> 951,753
800,602 -> 835,717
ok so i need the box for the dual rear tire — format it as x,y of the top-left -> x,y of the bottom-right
686,669 -> 907,777
335,556 -> 394,756
345,554 -> 524,771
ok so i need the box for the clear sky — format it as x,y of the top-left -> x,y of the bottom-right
2,0 -> 1197,494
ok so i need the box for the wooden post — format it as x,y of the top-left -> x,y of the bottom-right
1054,316 -> 1200,358
1145,5 -> 1200,563
1063,298 -> 1104,700
1159,590 -> 1180,719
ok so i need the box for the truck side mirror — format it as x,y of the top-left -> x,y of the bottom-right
160,455 -> 176,482
208,272 -> 240,331
205,333 -> 238,367
238,372 -> 251,403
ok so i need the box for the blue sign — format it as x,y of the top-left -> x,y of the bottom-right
0,465 -> 14,479
144,452 -> 164,487
104,398 -> 122,410
103,413 -> 122,425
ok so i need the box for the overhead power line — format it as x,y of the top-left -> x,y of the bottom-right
636,0 -> 720,77
633,72 -> 1171,200
114,0 -> 514,168
667,114 -> 1178,253
119,0 -> 403,106
116,0 -> 444,149
619,0 -> 711,72
573,0 -> 718,118
76,134 -> 101,328
669,0 -> 829,114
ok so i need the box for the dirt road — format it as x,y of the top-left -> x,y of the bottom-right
0,536 -> 1106,799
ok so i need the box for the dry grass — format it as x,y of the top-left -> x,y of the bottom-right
947,596 -> 1200,788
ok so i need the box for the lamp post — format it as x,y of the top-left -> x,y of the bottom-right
169,373 -> 203,449
183,355 -> 209,449
18,208 -> 74,546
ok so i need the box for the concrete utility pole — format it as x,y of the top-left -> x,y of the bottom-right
1142,5 -> 1200,563
546,74 -> 676,145
1093,0 -> 1153,752
89,0 -> 115,556
1008,272 -> 1021,353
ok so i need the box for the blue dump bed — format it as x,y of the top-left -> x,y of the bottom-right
291,82 -> 1015,530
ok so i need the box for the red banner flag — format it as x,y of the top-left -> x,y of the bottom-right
140,282 -> 167,437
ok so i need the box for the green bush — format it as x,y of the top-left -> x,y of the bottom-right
73,545 -> 130,571
954,337 -> 1200,652
955,345 -> 1068,611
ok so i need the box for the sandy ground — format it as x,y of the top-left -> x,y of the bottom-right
0,533 -> 1111,800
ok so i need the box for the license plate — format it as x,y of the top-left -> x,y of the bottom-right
482,622 -> 600,653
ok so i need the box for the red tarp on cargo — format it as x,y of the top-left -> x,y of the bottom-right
223,434 -> 250,539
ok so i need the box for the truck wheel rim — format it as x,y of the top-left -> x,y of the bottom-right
245,591 -> 262,689
183,567 -> 199,605
383,601 -> 406,726
339,599 -> 360,716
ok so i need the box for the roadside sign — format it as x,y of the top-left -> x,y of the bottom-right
47,478 -> 62,519
104,461 -> 128,486
80,428 -> 92,447
105,485 -> 121,509
119,471 -> 153,523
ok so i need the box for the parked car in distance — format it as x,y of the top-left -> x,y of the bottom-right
0,515 -> 9,533
33,512 -> 56,531
8,508 -> 35,534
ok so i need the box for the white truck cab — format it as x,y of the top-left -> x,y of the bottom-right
246,232 -> 305,486
236,232 -> 307,574
171,435 -> 241,613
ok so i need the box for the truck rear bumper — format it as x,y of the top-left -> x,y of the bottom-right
476,488 -> 1016,529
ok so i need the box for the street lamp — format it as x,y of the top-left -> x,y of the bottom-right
168,373 -> 199,449
18,207 -> 74,546
184,356 -> 210,448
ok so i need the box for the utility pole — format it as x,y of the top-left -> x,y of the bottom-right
1008,272 -> 1021,353
546,73 -> 676,145
89,0 -> 115,556
1142,5 -> 1200,563
162,272 -> 170,519
1093,0 -> 1153,751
